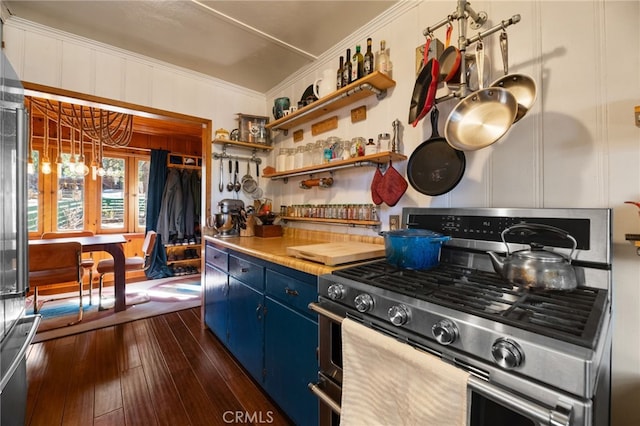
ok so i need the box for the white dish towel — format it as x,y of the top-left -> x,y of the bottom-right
340,318 -> 470,426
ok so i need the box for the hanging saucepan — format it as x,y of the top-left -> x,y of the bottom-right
407,107 -> 466,196
490,30 -> 537,123
409,36 -> 440,127
444,41 -> 518,151
438,23 -> 461,83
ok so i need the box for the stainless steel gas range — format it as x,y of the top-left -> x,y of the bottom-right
309,207 -> 612,426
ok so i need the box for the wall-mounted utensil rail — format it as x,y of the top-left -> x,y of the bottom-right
213,151 -> 262,165
422,0 -> 521,100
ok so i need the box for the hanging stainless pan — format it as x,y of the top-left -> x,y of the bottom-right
490,30 -> 537,123
445,41 -> 518,151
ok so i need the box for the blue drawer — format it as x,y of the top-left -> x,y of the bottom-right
229,254 -> 264,291
265,269 -> 317,316
205,243 -> 227,271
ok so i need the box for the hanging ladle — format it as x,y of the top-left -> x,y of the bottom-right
226,160 -> 234,191
234,160 -> 241,192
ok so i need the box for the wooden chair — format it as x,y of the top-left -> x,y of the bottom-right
28,241 -> 83,324
42,230 -> 96,305
96,230 -> 157,310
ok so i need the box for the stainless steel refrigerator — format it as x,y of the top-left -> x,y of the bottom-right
0,21 -> 41,426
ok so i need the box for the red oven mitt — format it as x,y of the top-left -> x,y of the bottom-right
371,166 -> 384,205
377,162 -> 407,207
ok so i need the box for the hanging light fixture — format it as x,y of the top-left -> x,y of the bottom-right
27,101 -> 34,175
55,102 -> 63,175
76,106 -> 89,176
96,110 -> 106,177
28,97 -> 133,147
41,105 -> 52,175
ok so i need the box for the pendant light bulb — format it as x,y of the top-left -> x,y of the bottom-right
41,157 -> 52,175
97,166 -> 106,177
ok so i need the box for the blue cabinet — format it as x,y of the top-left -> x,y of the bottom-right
228,276 -> 264,382
204,244 -> 228,342
204,241 -> 318,426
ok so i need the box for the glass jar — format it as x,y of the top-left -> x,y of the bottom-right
365,138 -> 377,156
350,137 -> 366,157
313,140 -> 325,165
285,148 -> 295,171
276,148 -> 288,172
304,143 -> 314,167
326,136 -> 341,161
378,133 -> 391,152
294,145 -> 305,169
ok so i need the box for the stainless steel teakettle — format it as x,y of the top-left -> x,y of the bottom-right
487,223 -> 578,291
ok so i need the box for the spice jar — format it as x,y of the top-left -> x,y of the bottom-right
378,133 -> 391,152
350,137 -> 366,157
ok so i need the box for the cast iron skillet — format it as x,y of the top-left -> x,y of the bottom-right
407,107 -> 466,196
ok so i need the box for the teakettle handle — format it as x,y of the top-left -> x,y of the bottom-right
500,223 -> 577,262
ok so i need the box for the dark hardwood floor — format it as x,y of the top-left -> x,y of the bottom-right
25,308 -> 294,426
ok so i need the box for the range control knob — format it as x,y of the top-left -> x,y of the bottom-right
388,305 -> 410,326
354,294 -> 374,313
327,284 -> 345,300
491,338 -> 524,369
432,319 -> 459,345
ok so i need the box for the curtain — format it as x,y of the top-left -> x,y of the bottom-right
145,149 -> 172,279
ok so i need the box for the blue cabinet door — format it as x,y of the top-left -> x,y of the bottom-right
204,263 -> 228,343
264,297 -> 319,426
228,276 -> 264,382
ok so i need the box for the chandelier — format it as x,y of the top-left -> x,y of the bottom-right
27,97 -> 134,178
28,97 -> 133,147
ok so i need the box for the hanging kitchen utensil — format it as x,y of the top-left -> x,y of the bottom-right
444,41 -> 518,151
438,23 -> 461,83
218,157 -> 224,192
407,107 -> 466,196
487,223 -> 578,291
490,30 -> 537,123
376,161 -> 407,207
242,160 -> 258,195
226,160 -> 234,191
408,36 -> 440,127
370,165 -> 384,205
234,160 -> 241,192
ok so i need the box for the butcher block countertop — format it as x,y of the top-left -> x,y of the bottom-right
204,228 -> 384,276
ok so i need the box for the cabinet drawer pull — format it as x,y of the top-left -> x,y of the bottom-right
284,287 -> 299,297
256,303 -> 263,320
241,267 -> 249,273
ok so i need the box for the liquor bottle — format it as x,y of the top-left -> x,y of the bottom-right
343,48 -> 352,87
351,45 -> 364,82
336,56 -> 344,90
376,40 -> 390,75
363,38 -> 374,76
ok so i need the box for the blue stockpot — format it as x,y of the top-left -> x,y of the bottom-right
383,229 -> 451,270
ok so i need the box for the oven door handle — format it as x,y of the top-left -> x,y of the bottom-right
469,376 -> 571,426
308,382 -> 341,415
308,302 -> 344,324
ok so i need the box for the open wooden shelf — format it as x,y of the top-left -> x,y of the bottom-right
212,138 -> 274,151
265,72 -> 395,132
263,151 -> 406,180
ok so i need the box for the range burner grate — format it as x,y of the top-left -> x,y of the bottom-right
333,260 -> 607,348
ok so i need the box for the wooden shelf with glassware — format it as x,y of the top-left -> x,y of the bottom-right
212,138 -> 274,152
266,71 -> 396,132
263,151 -> 406,180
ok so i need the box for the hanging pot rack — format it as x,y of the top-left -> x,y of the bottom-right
422,0 -> 521,101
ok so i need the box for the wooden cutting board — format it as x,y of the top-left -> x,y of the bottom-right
286,242 -> 385,266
